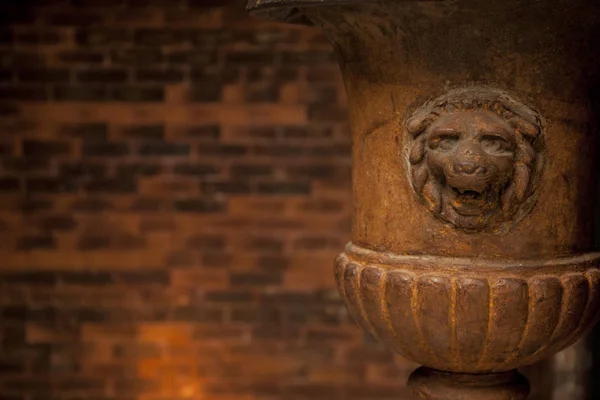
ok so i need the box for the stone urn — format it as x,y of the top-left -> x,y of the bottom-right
247,1 -> 600,399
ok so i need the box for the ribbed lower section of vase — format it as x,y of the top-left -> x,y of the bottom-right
335,243 -> 600,373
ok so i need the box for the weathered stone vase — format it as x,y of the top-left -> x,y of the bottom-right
247,1 -> 600,399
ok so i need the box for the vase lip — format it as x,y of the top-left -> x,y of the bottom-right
246,0 -> 372,24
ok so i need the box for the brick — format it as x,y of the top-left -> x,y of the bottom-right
59,161 -> 107,178
286,165 -> 339,179
245,83 -> 279,102
16,31 -> 62,45
112,49 -> 163,65
53,85 -> 108,101
226,51 -> 275,65
57,50 -> 104,64
40,215 -> 77,231
83,142 -> 129,157
167,50 -> 217,65
61,122 -> 108,140
59,270 -> 113,285
281,50 -> 336,65
306,328 -> 355,343
187,234 -> 226,250
256,256 -> 290,274
239,126 -> 278,139
17,236 -> 56,250
0,178 -> 20,192
1,325 -> 26,345
298,199 -> 344,212
201,181 -> 251,195
0,86 -> 47,101
0,360 -> 25,374
230,272 -> 282,286
26,178 -> 77,193
135,68 -> 184,83
19,68 -> 70,83
308,105 -> 349,122
245,236 -> 284,252
48,12 -> 104,26
0,141 -> 13,155
231,307 -> 281,323
56,378 -> 105,392
113,378 -> 161,396
191,66 -> 239,83
119,270 -> 169,285
120,124 -> 164,139
173,163 -> 219,176
113,342 -> 161,358
186,125 -> 220,139
294,236 -> 343,251
254,145 -> 304,157
138,141 -> 189,156
0,51 -> 44,67
230,164 -> 272,178
17,199 -> 54,213
0,271 -> 56,285
256,182 -> 311,195
282,125 -> 333,139
134,29 -> 190,46
197,144 -> 247,157
2,157 -> 48,172
71,198 -> 112,212
188,83 -> 221,102
76,68 -> 128,83
23,140 -> 71,156
77,235 -> 110,250
345,347 -> 394,364
117,162 -> 162,176
247,67 -> 299,83
5,379 -> 53,392
84,178 -> 137,193
0,103 -> 19,115
303,86 -> 338,103
307,67 -> 341,82
173,198 -> 226,213
307,144 -> 351,157
205,290 -> 253,302
130,197 -> 165,212
0,68 -> 14,82
171,307 -> 223,322
111,86 -> 164,102
75,28 -> 129,45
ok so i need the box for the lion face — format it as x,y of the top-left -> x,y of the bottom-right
405,87 -> 544,233
425,110 -> 517,230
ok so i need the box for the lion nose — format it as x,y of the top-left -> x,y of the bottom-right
454,161 -> 487,175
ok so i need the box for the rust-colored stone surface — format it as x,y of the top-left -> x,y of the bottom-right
248,0 -> 600,399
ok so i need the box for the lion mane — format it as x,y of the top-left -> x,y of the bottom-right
404,86 -> 545,230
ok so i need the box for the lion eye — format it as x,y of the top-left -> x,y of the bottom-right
430,134 -> 459,151
481,135 -> 512,154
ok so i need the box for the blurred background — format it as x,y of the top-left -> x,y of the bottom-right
0,0 -> 595,399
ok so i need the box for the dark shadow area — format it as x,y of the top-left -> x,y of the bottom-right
587,76 -> 600,400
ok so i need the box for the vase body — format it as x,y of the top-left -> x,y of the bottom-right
247,0 -> 600,398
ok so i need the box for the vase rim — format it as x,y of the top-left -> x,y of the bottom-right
246,0 -> 373,24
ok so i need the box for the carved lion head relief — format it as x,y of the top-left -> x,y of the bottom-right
404,87 -> 545,232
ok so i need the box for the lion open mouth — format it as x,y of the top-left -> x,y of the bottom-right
448,186 -> 490,216
451,187 -> 484,201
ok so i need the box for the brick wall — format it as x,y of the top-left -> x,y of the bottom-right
0,1 -> 419,399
